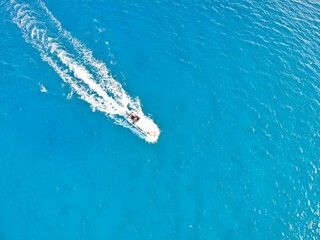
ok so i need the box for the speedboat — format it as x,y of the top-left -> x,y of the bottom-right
125,110 -> 160,143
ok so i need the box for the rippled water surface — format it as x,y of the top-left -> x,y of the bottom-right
0,0 -> 319,239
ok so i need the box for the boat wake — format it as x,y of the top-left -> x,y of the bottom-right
7,0 -> 160,143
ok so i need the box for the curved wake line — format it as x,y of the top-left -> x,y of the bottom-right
8,0 -> 160,142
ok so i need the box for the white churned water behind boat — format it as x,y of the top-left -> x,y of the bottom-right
8,0 -> 160,143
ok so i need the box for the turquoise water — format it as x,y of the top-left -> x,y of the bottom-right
0,0 -> 319,239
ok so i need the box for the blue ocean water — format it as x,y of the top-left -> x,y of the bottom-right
0,0 -> 319,239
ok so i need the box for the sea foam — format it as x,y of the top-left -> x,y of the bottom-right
8,0 -> 160,142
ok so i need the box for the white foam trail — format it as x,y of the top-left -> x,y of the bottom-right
8,0 -> 160,142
